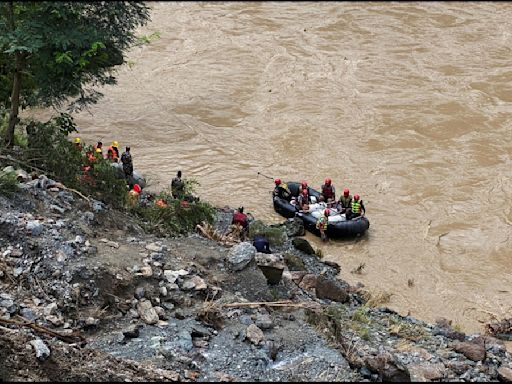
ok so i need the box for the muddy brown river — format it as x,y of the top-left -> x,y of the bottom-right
30,2 -> 512,332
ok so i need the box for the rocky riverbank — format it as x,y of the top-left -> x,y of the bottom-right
1,170 -> 512,382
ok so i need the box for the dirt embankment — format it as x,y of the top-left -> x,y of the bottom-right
1,173 -> 512,382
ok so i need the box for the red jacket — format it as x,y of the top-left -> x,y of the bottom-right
232,211 -> 248,228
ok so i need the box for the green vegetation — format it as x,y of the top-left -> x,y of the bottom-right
0,2 -> 150,146
129,187 -> 216,237
0,169 -> 19,196
248,220 -> 287,245
23,114 -> 127,207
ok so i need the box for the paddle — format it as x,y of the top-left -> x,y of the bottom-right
257,171 -> 274,181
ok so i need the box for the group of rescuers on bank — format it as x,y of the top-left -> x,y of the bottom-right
232,177 -> 366,245
73,138 -> 187,208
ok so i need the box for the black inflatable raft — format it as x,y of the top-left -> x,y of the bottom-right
273,181 -> 370,238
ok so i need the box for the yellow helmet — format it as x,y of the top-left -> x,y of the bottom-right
95,148 -> 102,153
112,141 -> 119,147
74,137 -> 81,144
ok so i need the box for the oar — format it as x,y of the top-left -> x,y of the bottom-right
257,171 -> 274,181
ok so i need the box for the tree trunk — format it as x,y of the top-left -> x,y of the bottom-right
5,52 -> 22,147
4,2 -> 21,148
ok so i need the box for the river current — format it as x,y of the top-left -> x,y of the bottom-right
30,2 -> 512,332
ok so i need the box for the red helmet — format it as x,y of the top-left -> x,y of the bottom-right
324,208 -> 330,215
274,178 -> 281,185
325,178 -> 331,185
133,184 -> 141,193
344,188 -> 349,197
301,180 -> 308,188
301,189 -> 308,196
354,194 -> 360,201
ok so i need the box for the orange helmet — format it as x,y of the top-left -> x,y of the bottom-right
274,178 -> 281,185
344,188 -> 349,197
324,208 -> 330,215
325,178 -> 331,186
133,184 -> 141,193
354,194 -> 360,201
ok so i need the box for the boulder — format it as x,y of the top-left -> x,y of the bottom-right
227,242 -> 256,271
498,367 -> 512,382
146,243 -> 163,253
26,220 -> 43,236
137,299 -> 159,325
298,274 -> 318,291
292,238 -> 315,255
451,341 -> 486,362
181,275 -> 207,291
30,339 -> 50,361
122,324 -> 142,339
246,324 -> 264,345
284,217 -> 305,237
283,253 -> 306,271
315,275 -> 349,303
407,363 -> 446,382
258,265 -> 284,285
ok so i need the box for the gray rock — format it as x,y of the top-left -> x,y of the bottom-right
92,200 -> 106,212
315,275 -> 349,303
181,275 -> 207,291
82,211 -> 95,222
30,339 -> 50,361
146,243 -> 163,252
228,242 -> 256,271
122,324 -> 142,339
285,217 -> 305,237
57,191 -> 74,203
498,367 -> 512,382
292,238 -> 315,255
26,220 -> 43,236
452,341 -> 486,362
154,306 -> 167,320
20,307 -> 38,321
137,299 -> 159,325
50,204 -> 65,214
407,363 -> 446,382
134,287 -> 145,300
246,324 -> 264,345
255,313 -> 273,330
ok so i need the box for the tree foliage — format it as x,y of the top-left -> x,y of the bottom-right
0,2 -> 151,145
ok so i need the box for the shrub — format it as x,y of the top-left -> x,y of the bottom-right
0,169 -> 19,196
129,186 -> 216,236
248,220 -> 287,245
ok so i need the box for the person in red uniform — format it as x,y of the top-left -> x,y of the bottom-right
321,178 -> 336,204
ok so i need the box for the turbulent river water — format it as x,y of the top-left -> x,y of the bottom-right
31,2 -> 512,332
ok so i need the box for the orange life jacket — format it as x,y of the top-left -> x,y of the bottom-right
107,146 -> 118,161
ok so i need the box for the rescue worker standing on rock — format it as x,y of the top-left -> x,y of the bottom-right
171,170 -> 185,199
121,146 -> 133,176
272,178 -> 292,202
321,178 -> 336,204
316,208 -> 330,242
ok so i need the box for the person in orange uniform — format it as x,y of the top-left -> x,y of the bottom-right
107,141 -> 120,162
